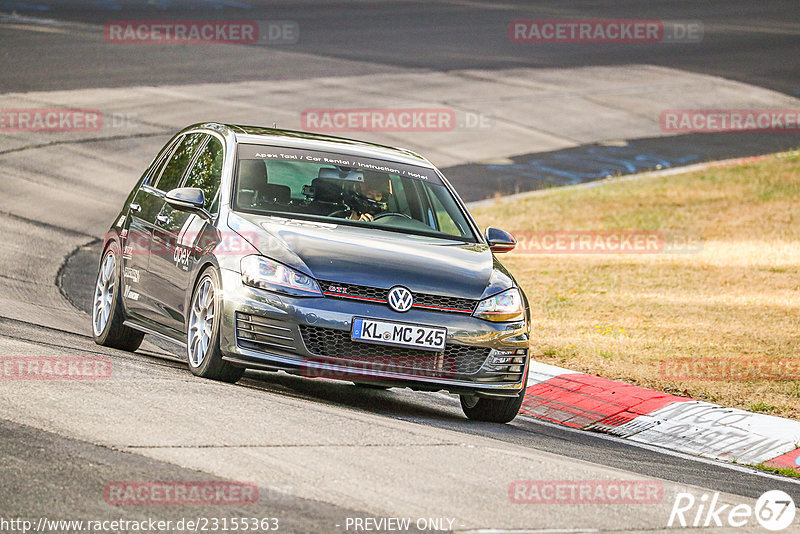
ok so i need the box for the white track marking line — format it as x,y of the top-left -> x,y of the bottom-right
516,414 -> 800,487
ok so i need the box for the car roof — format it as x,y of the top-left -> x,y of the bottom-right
188,122 -> 435,169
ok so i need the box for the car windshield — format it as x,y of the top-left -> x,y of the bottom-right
233,144 -> 477,242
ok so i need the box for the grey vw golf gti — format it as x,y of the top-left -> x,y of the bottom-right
93,123 -> 531,422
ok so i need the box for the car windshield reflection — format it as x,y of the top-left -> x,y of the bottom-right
233,145 -> 477,242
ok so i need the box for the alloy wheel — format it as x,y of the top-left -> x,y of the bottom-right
188,276 -> 215,368
92,252 -> 116,336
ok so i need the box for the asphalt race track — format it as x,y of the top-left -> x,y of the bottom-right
1,1 -> 800,532
2,0 -> 798,95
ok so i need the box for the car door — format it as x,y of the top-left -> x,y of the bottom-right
120,137 -> 180,322
149,133 -> 225,334
142,132 -> 207,333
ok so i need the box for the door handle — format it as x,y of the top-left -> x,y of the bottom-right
156,214 -> 170,224
129,203 -> 141,213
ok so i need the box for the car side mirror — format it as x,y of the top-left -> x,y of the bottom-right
165,187 -> 211,219
485,227 -> 516,253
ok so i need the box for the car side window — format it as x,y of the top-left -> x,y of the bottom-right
182,136 -> 224,212
154,133 -> 205,192
145,137 -> 179,186
427,185 -> 463,235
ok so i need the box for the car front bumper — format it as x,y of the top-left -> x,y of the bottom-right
218,269 -> 531,398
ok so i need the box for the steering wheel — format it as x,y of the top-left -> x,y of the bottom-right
373,212 -> 412,221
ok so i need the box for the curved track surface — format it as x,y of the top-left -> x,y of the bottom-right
1,1 -> 799,532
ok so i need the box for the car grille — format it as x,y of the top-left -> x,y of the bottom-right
236,313 -> 299,352
317,280 -> 478,314
299,325 -> 491,377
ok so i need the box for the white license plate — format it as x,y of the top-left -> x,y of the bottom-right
351,317 -> 446,352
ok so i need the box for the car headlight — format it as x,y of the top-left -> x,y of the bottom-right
241,255 -> 321,297
473,288 -> 524,322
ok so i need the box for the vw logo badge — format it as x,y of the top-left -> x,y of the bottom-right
387,286 -> 413,312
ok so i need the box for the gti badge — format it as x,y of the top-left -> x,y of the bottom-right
387,286 -> 413,312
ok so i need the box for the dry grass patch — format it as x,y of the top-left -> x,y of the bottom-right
471,152 -> 800,418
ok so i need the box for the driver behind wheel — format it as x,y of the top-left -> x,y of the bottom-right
345,172 -> 391,221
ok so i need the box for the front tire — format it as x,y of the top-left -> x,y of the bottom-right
460,389 -> 525,423
92,243 -> 144,352
186,267 -> 244,383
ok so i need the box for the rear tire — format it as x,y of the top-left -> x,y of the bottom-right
460,390 -> 525,423
92,243 -> 145,352
186,267 -> 244,383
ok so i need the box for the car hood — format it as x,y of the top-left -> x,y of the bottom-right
228,212 -> 513,299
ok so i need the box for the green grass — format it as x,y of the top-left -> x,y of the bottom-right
750,402 -> 779,413
471,150 -> 800,418
753,463 -> 800,478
